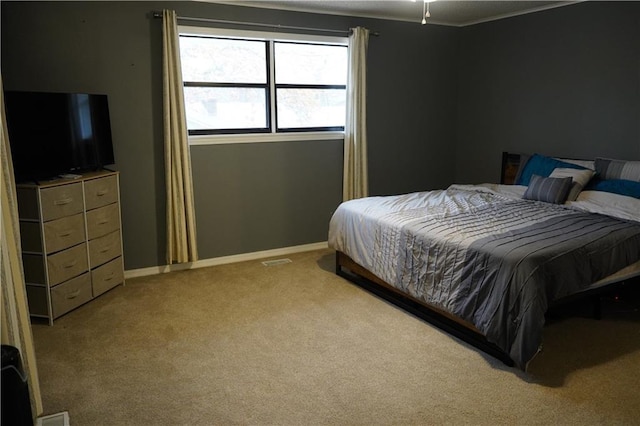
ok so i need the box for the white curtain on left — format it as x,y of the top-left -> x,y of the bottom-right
342,26 -> 370,201
162,10 -> 199,264
1,76 -> 43,419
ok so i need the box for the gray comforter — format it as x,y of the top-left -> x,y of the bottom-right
328,185 -> 640,369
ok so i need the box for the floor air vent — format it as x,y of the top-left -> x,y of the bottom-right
261,258 -> 292,266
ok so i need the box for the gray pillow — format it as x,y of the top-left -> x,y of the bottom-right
595,158 -> 640,182
523,174 -> 573,204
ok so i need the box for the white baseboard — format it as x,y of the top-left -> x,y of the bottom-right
124,241 -> 329,279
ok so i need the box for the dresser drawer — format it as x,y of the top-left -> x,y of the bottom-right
20,214 -> 86,254
89,230 -> 122,268
40,183 -> 84,221
43,213 -> 86,253
86,203 -> 120,240
85,175 -> 118,210
17,187 -> 40,220
92,256 -> 124,297
23,254 -> 47,284
19,221 -> 43,253
47,243 -> 88,286
51,273 -> 92,318
25,285 -> 49,317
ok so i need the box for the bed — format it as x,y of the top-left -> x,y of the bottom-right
328,153 -> 640,370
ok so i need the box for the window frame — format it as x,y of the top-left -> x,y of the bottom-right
178,25 -> 348,145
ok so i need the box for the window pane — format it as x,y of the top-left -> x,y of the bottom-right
275,43 -> 347,85
180,36 -> 267,84
276,88 -> 345,129
183,87 -> 267,131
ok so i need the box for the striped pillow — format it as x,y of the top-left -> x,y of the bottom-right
549,167 -> 596,201
595,158 -> 640,182
523,174 -> 573,204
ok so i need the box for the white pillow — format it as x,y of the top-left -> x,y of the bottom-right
573,190 -> 640,222
549,167 -> 596,201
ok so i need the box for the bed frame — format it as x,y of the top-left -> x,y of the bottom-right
335,251 -> 516,366
334,152 -> 639,367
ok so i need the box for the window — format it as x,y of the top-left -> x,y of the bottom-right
179,27 -> 348,139
180,36 -> 270,134
274,42 -> 347,132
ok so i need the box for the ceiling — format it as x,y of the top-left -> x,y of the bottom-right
210,1 -> 578,27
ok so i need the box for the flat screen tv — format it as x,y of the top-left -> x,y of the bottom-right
4,90 -> 115,182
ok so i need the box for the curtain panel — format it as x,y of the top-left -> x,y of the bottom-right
162,10 -> 199,264
1,76 -> 43,419
343,27 -> 370,201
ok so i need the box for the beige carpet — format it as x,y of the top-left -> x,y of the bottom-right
32,249 -> 640,425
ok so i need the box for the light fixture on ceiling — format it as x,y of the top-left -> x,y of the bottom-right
411,0 -> 437,25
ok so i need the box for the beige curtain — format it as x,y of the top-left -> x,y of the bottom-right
1,76 -> 43,419
343,27 -> 370,201
162,10 -> 199,264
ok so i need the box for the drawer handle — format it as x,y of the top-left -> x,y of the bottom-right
100,246 -> 112,253
97,190 -> 109,196
63,260 -> 77,269
104,272 -> 115,281
58,231 -> 73,237
54,198 -> 73,206
98,219 -> 110,225
66,290 -> 81,299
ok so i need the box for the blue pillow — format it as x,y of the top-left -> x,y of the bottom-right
585,178 -> 640,199
515,154 -> 587,186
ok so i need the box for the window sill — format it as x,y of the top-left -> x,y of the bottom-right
188,131 -> 345,146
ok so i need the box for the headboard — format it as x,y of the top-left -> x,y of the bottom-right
500,152 -> 526,185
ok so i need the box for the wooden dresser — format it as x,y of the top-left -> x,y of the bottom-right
17,170 -> 124,324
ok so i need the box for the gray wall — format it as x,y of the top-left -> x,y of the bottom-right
366,20 -> 459,195
455,1 -> 640,184
190,140 -> 343,258
2,1 -> 459,269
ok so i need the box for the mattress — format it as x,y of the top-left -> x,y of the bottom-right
328,184 -> 640,369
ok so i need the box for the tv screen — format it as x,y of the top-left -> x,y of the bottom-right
4,91 -> 115,182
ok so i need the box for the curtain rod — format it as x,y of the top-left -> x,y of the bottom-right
152,11 -> 379,37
